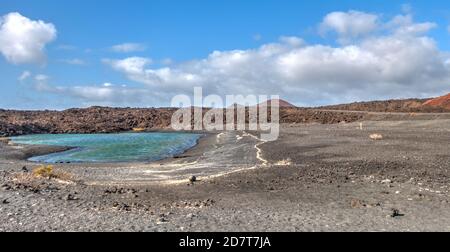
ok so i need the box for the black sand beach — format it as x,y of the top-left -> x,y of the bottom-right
0,114 -> 450,231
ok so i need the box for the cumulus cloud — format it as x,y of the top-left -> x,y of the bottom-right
31,72 -> 163,107
387,14 -> 436,36
320,10 -> 379,43
0,12 -> 56,64
34,79 -> 163,107
101,12 -> 450,106
29,10 -> 449,107
110,43 -> 146,53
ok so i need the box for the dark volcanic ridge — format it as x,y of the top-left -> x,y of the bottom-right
1,95 -> 449,137
0,106 -> 364,137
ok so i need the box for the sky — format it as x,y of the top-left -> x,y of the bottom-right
1,0 -> 450,109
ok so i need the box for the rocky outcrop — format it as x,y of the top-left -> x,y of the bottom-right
0,107 -> 176,137
319,98 -> 450,113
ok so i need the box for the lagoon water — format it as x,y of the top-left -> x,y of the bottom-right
10,133 -> 202,163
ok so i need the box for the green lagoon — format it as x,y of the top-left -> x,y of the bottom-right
10,132 -> 202,163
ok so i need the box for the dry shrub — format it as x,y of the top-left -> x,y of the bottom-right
32,165 -> 74,181
32,165 -> 54,178
274,158 -> 292,166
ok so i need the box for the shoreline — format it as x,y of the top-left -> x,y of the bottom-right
1,119 -> 450,231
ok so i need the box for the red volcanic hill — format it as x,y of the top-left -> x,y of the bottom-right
257,99 -> 297,108
423,93 -> 450,110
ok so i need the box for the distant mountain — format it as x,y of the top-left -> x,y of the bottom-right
256,99 -> 297,108
423,93 -> 450,110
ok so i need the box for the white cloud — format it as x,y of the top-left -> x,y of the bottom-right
387,14 -> 436,36
0,12 -> 57,64
320,10 -> 379,43
34,81 -> 163,107
28,10 -> 449,107
18,71 -> 31,82
59,58 -> 86,65
110,43 -> 146,53
447,25 -> 450,34
102,12 -> 450,106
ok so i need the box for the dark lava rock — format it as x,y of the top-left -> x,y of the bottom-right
390,208 -> 404,218
66,194 -> 79,201
1,184 -> 12,191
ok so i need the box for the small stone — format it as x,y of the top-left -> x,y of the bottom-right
2,199 -> 9,204
66,194 -> 78,201
189,176 -> 197,183
1,184 -> 11,191
381,179 -> 392,184
369,134 -> 383,140
22,166 -> 28,173
390,208 -> 404,218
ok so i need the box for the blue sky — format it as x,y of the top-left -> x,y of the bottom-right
1,0 -> 450,109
